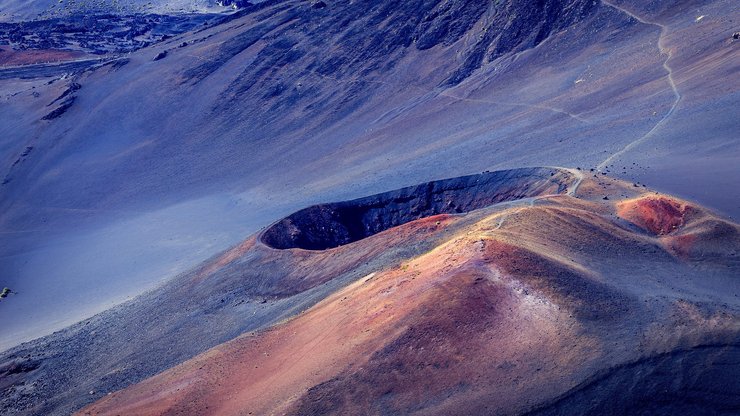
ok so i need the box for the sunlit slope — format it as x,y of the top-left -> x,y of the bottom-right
81,170 -> 740,415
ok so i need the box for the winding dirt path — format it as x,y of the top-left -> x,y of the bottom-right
597,0 -> 681,170
565,167 -> 584,196
295,66 -> 591,124
493,167 -> 584,230
438,90 -> 590,123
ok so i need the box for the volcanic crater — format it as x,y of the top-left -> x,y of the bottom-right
261,167 -> 577,250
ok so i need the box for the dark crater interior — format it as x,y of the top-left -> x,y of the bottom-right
261,167 -> 574,250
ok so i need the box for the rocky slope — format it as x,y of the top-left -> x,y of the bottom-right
0,167 -> 577,415
0,13 -> 220,57
0,0 -> 231,21
2,167 -> 739,415
0,0 -> 738,413
77,168 -> 740,415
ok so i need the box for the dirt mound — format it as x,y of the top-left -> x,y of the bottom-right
617,195 -> 697,235
617,195 -> 740,263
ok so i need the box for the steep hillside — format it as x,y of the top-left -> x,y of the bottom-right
0,0 -> 738,402
78,169 -> 740,415
2,167 -> 739,415
0,168 -> 576,415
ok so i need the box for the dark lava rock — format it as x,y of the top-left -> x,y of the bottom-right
48,82 -> 81,107
42,96 -> 76,120
153,50 -> 168,61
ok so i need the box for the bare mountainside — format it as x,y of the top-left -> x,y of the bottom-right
0,1 -> 738,413
0,0 -> 231,22
1,0 -> 737,352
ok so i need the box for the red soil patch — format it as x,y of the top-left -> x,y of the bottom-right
617,196 -> 696,235
617,196 -> 740,262
0,47 -> 87,66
